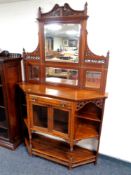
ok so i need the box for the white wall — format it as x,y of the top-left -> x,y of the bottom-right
53,37 -> 63,51
0,0 -> 131,163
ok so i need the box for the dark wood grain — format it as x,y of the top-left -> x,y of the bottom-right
0,55 -> 22,150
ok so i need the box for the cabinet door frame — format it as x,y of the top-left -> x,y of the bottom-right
51,105 -> 71,140
29,100 -> 49,133
28,98 -> 71,140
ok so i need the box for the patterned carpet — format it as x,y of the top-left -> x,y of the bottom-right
0,144 -> 131,175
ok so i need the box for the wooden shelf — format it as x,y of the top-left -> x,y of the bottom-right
77,113 -> 101,122
0,121 -> 8,129
75,122 -> 99,141
0,105 -> 5,109
32,134 -> 96,167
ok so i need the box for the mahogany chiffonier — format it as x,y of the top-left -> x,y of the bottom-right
18,3 -> 109,168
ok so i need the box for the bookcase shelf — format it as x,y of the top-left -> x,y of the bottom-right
0,121 -> 8,130
75,121 -> 99,141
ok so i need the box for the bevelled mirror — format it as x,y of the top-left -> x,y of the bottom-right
46,67 -> 78,85
85,71 -> 102,89
44,23 -> 80,63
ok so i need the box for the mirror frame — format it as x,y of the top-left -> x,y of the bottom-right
23,3 -> 109,93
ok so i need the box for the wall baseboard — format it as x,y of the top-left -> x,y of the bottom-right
99,153 -> 131,165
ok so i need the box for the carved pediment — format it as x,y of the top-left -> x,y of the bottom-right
39,3 -> 87,18
23,45 -> 40,60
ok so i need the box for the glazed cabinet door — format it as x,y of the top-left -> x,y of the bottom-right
28,95 -> 71,139
52,107 -> 70,139
30,102 -> 48,132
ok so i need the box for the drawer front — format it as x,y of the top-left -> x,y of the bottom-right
29,95 -> 72,109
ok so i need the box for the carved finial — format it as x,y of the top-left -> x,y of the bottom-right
23,48 -> 25,53
23,48 -> 26,57
84,2 -> 88,14
38,7 -> 42,18
55,4 -> 59,8
53,4 -> 59,10
64,3 -> 69,10
106,50 -> 110,58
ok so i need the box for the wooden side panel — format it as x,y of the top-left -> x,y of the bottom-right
3,61 -> 22,142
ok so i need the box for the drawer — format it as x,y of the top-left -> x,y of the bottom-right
29,95 -> 72,109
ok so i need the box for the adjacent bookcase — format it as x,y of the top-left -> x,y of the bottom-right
0,54 -> 22,149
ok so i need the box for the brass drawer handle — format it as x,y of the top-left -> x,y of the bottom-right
32,98 -> 36,102
60,103 -> 66,107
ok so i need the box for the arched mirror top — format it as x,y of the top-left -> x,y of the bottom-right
37,3 -> 88,22
37,3 -> 88,64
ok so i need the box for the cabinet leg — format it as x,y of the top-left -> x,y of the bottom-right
68,165 -> 72,170
70,142 -> 74,152
68,157 -> 73,169
94,160 -> 97,165
29,149 -> 32,156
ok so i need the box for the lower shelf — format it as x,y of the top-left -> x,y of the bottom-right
30,134 -> 96,168
0,136 -> 21,150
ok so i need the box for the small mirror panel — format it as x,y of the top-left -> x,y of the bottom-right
85,71 -> 101,89
28,65 -> 40,81
46,67 -> 78,86
44,23 -> 80,63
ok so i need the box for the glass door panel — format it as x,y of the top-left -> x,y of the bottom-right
0,74 -> 8,137
0,108 -> 6,123
32,105 -> 48,128
0,86 -> 4,107
0,75 -> 4,107
0,128 -> 8,138
53,108 -> 69,134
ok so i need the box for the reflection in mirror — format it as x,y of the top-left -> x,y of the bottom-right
28,65 -> 40,81
85,71 -> 101,88
44,23 -> 80,63
46,67 -> 78,85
